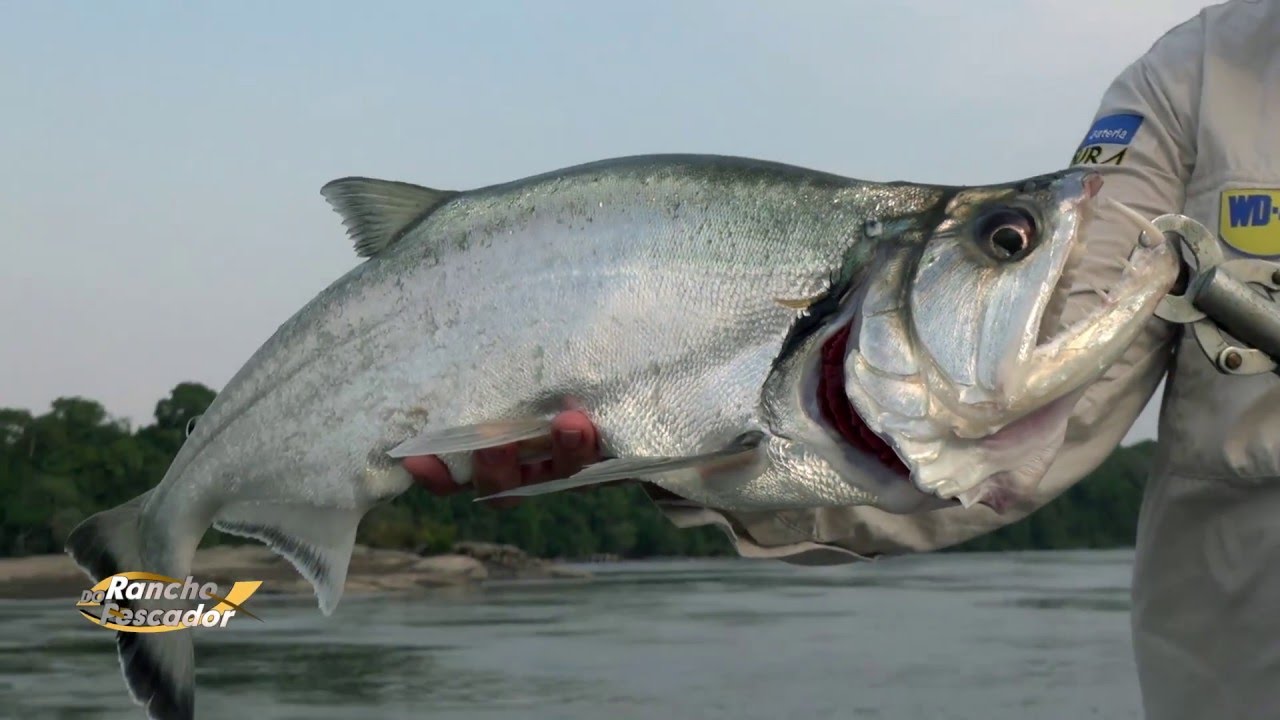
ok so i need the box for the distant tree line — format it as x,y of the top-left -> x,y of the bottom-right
0,382 -> 1156,559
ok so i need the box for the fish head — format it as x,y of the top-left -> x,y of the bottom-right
815,168 -> 1179,513
907,170 -> 1103,415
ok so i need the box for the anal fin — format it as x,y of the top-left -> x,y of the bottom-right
386,417 -> 552,458
211,502 -> 364,615
479,432 -> 765,501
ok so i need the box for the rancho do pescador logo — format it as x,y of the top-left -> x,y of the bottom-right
76,572 -> 263,632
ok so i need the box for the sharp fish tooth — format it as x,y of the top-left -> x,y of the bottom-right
895,437 -> 943,464
928,478 -> 959,496
955,486 -> 985,509
1105,198 -> 1165,248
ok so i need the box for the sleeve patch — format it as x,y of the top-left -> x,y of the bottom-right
1077,113 -> 1145,149
1071,113 -> 1145,166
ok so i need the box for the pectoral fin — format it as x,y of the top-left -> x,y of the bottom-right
477,432 -> 766,501
386,418 -> 553,458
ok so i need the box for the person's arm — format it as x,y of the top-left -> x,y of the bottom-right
405,16 -> 1205,563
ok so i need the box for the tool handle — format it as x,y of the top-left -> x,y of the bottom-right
1189,264 -> 1280,373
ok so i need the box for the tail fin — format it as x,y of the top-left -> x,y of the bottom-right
65,492 -> 195,720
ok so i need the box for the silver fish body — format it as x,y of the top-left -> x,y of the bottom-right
65,154 -> 1179,720
162,156 -> 945,538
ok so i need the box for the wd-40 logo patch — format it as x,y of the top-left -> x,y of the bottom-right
1071,113 -> 1144,167
1219,189 -> 1280,257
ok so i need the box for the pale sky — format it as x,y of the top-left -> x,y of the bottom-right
2,0 -> 1214,443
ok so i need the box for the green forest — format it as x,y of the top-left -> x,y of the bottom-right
0,382 -> 1157,560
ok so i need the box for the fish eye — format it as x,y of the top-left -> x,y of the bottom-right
975,207 -> 1038,262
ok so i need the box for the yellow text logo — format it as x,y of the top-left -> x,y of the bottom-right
75,571 -> 262,633
1219,188 -> 1280,257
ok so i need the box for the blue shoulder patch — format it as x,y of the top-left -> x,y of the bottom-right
1077,113 -> 1144,149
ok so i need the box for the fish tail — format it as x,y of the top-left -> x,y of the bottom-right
65,491 -> 196,720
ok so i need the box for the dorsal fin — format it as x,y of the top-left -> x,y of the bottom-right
320,177 -> 458,258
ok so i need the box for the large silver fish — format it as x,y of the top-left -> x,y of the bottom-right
67,154 -> 1177,719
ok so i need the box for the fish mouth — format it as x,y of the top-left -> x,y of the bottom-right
815,316 -> 1082,509
812,319 -> 1069,512
991,196 -> 1174,421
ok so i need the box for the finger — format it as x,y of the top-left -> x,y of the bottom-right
521,458 -> 556,485
473,444 -> 523,509
403,455 -> 465,496
550,410 -> 600,479
514,434 -> 553,465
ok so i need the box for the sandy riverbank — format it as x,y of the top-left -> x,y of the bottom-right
0,541 -> 592,601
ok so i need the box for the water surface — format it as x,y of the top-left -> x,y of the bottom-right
0,549 -> 1141,719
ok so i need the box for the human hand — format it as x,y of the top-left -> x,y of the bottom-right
403,410 -> 602,508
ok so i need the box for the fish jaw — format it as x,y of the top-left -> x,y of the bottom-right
1001,225 -> 1178,416
909,202 -> 1178,506
903,170 -> 1099,422
796,170 -> 1179,512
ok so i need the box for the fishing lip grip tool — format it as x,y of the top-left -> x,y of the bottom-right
1152,213 -> 1280,376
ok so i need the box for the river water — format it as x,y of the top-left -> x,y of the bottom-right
1,549 -> 1142,720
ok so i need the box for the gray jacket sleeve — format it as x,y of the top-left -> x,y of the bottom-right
646,20 -> 1204,564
